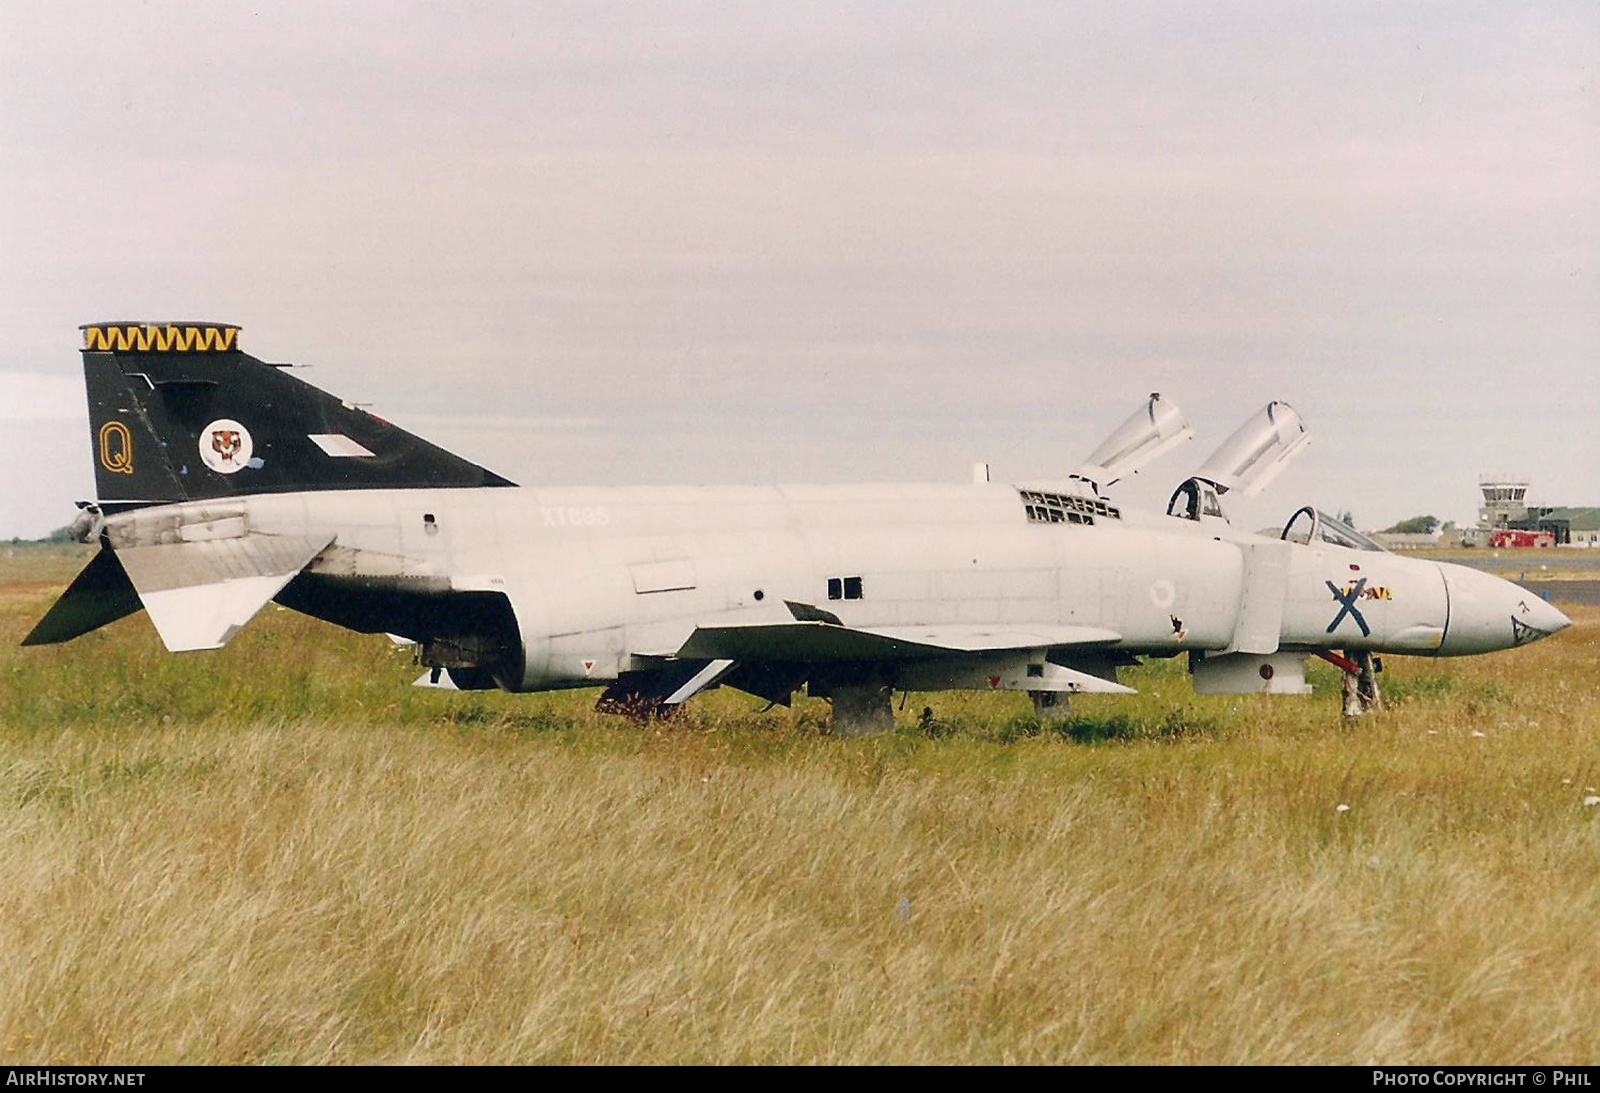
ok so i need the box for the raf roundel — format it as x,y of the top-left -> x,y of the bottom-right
1148,578 -> 1177,610
199,419 -> 254,475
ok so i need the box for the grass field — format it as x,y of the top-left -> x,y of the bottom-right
1,542 -> 1597,1064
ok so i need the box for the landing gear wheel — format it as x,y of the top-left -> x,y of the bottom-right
1339,650 -> 1384,716
1030,690 -> 1071,721
829,684 -> 895,736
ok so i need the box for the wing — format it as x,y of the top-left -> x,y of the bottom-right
606,606 -> 1131,712
677,619 -> 1122,662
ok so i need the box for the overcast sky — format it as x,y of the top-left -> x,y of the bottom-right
2,1 -> 1596,538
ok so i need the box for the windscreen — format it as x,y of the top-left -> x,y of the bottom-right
1281,507 -> 1388,552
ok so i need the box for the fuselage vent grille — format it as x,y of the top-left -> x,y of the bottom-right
1019,488 -> 1120,526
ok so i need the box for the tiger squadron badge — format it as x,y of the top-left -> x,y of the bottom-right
199,419 -> 253,475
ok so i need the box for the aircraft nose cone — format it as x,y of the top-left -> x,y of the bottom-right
1437,563 -> 1572,655
1523,595 -> 1572,639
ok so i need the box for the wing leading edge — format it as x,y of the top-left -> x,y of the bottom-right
602,614 -> 1135,714
677,617 -> 1122,662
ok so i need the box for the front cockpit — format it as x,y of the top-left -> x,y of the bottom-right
1280,505 -> 1387,552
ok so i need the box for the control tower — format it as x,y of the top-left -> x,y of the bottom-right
1478,475 -> 1531,529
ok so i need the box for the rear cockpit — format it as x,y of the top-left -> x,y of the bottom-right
1166,478 -> 1227,524
1164,401 -> 1310,529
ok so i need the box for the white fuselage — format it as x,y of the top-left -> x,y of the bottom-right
106,480 -> 1569,693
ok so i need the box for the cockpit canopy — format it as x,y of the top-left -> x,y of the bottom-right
1167,478 -> 1226,522
1281,506 -> 1387,552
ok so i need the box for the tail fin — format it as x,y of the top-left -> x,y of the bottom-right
81,321 -> 513,508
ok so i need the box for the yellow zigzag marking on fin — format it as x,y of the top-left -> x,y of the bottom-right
82,325 -> 239,353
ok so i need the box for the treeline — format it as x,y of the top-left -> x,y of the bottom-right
6,526 -> 74,545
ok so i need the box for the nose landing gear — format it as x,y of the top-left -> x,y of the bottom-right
1318,650 -> 1385,716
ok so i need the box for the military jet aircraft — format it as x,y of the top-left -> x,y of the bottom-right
24,322 -> 1572,732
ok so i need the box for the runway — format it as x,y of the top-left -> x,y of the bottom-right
1516,580 -> 1600,606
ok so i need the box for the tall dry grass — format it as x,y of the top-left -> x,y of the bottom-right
1,543 -> 1597,1063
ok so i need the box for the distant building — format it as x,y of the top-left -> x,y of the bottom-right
1370,530 -> 1443,550
1477,475 -> 1531,528
1513,507 -> 1600,548
1461,476 -> 1599,548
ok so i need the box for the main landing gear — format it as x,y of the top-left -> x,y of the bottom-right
825,683 -> 896,736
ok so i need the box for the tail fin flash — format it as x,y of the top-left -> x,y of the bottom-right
80,321 -> 513,507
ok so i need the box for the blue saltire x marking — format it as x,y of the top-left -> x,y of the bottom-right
1326,578 -> 1371,636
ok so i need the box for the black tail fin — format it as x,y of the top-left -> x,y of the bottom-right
81,321 -> 513,507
